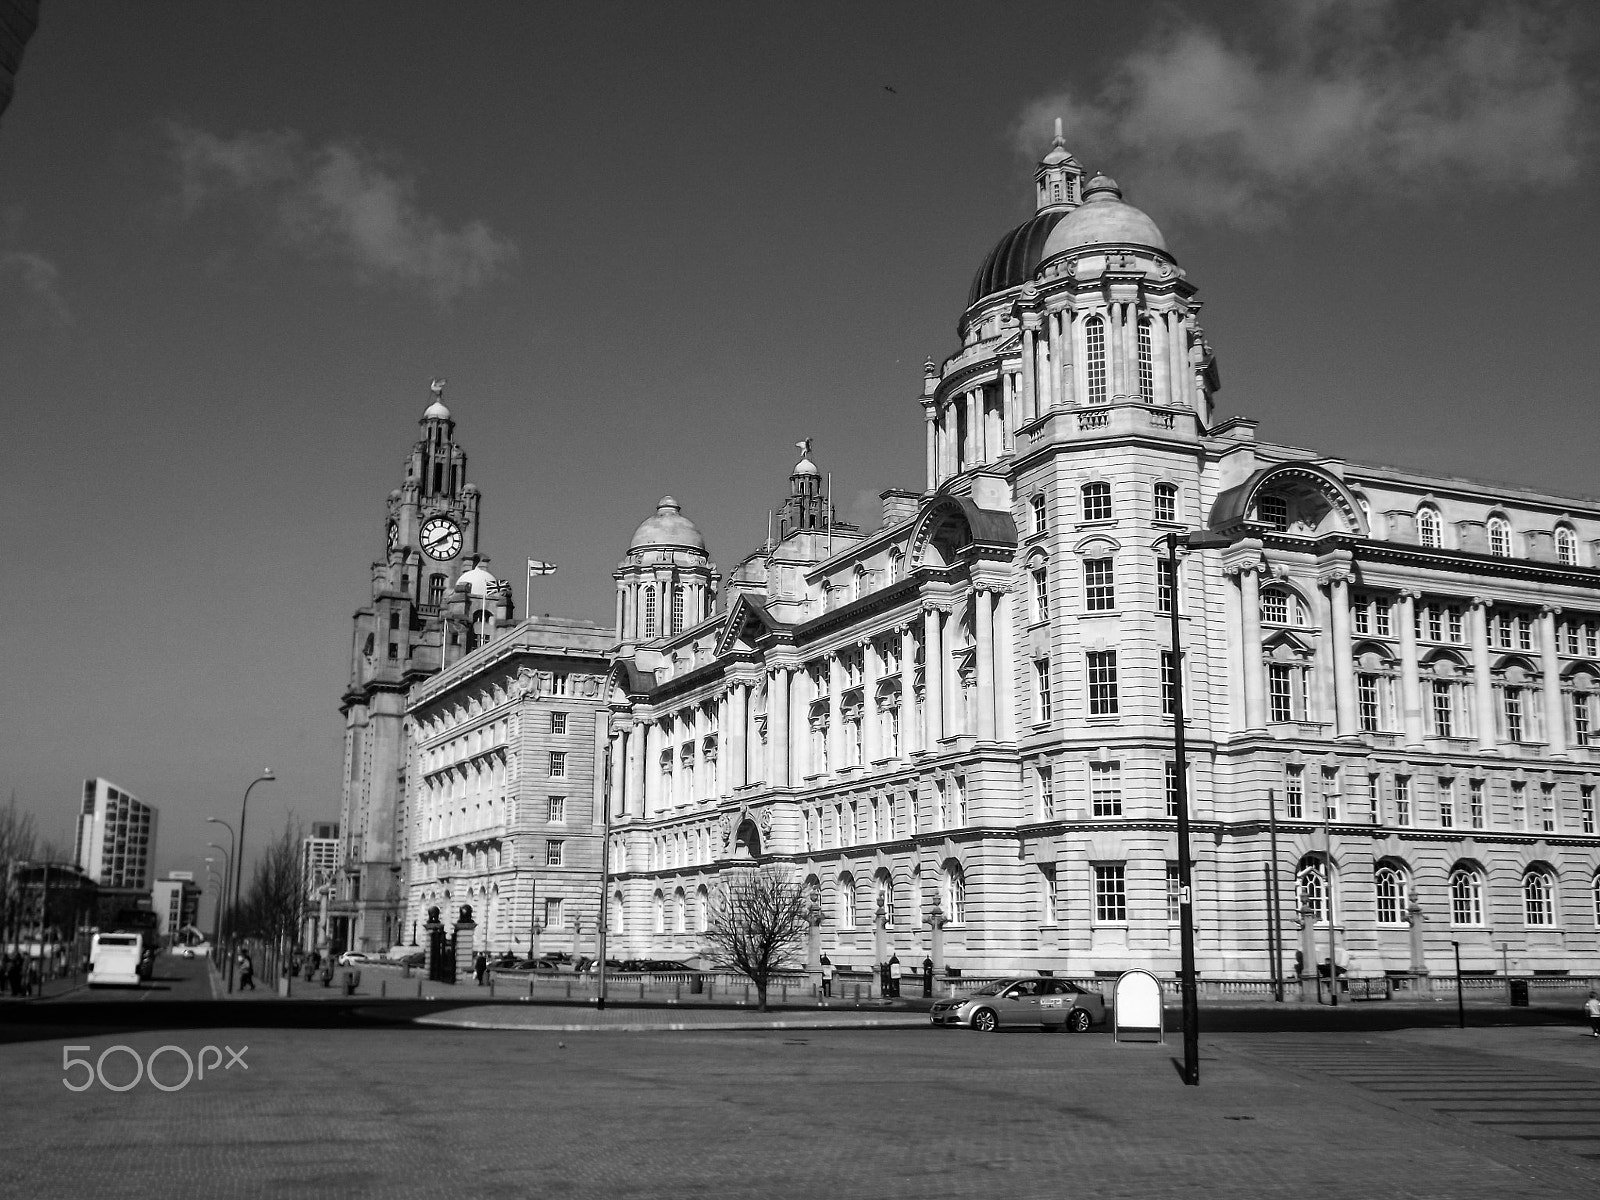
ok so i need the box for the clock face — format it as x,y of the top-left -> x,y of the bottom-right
420,517 -> 462,560
387,521 -> 399,552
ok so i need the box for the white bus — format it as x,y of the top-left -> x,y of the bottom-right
87,932 -> 147,987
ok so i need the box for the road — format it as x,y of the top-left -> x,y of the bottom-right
2,1005 -> 1599,1199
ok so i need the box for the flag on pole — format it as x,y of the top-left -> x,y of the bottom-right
528,559 -> 557,577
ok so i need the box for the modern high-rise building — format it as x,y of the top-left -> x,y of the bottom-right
152,872 -> 202,945
334,382 -> 506,952
75,778 -> 157,892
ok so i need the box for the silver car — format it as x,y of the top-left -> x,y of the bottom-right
930,976 -> 1105,1032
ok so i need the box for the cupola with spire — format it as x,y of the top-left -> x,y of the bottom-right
1034,118 -> 1083,212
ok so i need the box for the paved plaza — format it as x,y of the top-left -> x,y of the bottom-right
3,1006 -> 1599,1199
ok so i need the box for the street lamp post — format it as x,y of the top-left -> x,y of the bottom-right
1166,530 -> 1232,1087
204,861 -> 225,947
206,839 -> 232,954
227,771 -> 275,993
206,820 -> 234,975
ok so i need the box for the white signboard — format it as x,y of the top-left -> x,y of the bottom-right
1113,969 -> 1164,1043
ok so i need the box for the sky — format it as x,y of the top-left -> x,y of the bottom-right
2,1 -> 1596,886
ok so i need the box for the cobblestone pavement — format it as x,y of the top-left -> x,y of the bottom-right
5,1021 -> 1600,1199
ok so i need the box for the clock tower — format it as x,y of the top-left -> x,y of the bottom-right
334,381 -> 496,953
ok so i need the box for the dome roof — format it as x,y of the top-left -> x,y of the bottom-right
454,564 -> 497,597
793,456 -> 818,477
1041,175 -> 1166,257
966,208 -> 1070,311
423,399 -> 450,421
629,496 -> 706,551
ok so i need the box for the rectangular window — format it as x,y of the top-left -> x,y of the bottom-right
1034,658 -> 1053,723
1518,616 -> 1533,652
1269,664 -> 1294,723
1395,776 -> 1411,826
1321,767 -> 1340,821
1038,766 -> 1055,820
1285,766 -> 1304,820
1582,785 -> 1595,835
1165,761 -> 1180,818
1166,862 -> 1181,922
1041,865 -> 1058,925
1438,778 -> 1454,829
1157,557 -> 1175,614
1511,781 -> 1527,830
1574,693 -> 1591,747
1090,762 -> 1122,816
387,641 -> 398,661
1154,483 -> 1177,524
1431,681 -> 1454,738
1353,596 -> 1370,636
550,712 -> 567,734
955,776 -> 968,826
1260,495 -> 1288,531
547,796 -> 565,823
1541,783 -> 1556,833
549,751 -> 567,777
1084,558 -> 1115,611
545,840 -> 564,867
1082,482 -> 1112,522
1032,568 -> 1050,622
1588,623 -> 1598,658
1469,780 -> 1486,830
1086,651 -> 1118,715
1373,597 -> 1391,637
1094,864 -> 1127,923
1427,606 -> 1443,642
1261,591 -> 1288,624
1161,651 -> 1179,717
1358,675 -> 1380,732
1504,688 -> 1524,743
543,898 -> 564,928
1448,606 -> 1464,643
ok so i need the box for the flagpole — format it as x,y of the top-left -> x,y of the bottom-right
525,559 -> 531,626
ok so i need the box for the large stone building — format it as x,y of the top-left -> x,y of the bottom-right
593,130 -> 1600,980
333,383 -> 502,952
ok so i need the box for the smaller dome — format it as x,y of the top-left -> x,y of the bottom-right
454,564 -> 497,597
1041,173 -> 1167,257
793,457 -> 818,477
423,399 -> 450,421
629,496 -> 706,551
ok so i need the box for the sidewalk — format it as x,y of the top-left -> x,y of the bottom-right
413,1002 -> 931,1032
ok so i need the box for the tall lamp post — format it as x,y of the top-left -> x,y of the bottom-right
206,821 -> 234,971
206,839 -> 233,951
204,860 -> 224,946
227,771 -> 275,993
1167,529 -> 1232,1087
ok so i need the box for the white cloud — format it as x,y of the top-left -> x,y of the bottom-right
0,250 -> 72,328
1019,1 -> 1590,227
166,122 -> 516,300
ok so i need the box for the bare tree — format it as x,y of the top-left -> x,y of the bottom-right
701,865 -> 810,1011
0,792 -> 39,945
236,817 -> 306,975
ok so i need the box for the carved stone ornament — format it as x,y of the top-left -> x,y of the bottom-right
757,808 -> 773,837
718,814 -> 734,846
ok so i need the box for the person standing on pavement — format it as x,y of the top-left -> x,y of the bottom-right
820,955 -> 833,998
473,950 -> 488,986
888,954 -> 902,999
1585,990 -> 1600,1037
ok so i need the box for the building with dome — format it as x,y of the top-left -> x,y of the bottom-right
589,126 -> 1600,984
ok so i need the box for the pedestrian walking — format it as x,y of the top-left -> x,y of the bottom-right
889,954 -> 902,999
820,955 -> 834,998
1584,990 -> 1600,1037
238,949 -> 255,991
4,953 -> 19,997
473,950 -> 488,986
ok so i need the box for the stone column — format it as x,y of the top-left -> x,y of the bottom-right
692,704 -> 708,804
1020,318 -> 1038,424
1540,606 -> 1567,757
806,904 -> 823,983
974,588 -> 996,741
1397,591 -> 1425,748
1470,598 -> 1498,754
1325,569 -> 1358,739
923,403 -> 938,491
863,638 -> 881,764
900,624 -> 916,754
1057,310 -> 1075,407
1038,320 -> 1055,413
1405,898 -> 1428,976
716,690 -> 731,797
610,729 -> 627,819
629,723 -> 648,818
966,389 -> 980,466
1170,311 -> 1189,411
1151,307 -> 1171,407
1233,557 -> 1267,732
730,681 -> 748,790
771,666 -> 790,786
614,589 -> 625,641
924,606 -> 944,747
929,902 -> 946,977
1001,371 -> 1015,453
993,590 -> 1015,741
828,652 -> 845,771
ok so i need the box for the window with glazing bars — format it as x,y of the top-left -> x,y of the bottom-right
1086,651 -> 1118,714
1081,481 -> 1112,522
1136,318 -> 1153,402
1438,779 -> 1454,828
1085,315 -> 1107,404
1094,864 -> 1126,923
1161,651 -> 1179,717
1154,483 -> 1177,523
1090,762 -> 1122,816
1157,557 -> 1175,614
1394,776 -> 1411,826
1084,558 -> 1115,611
1285,766 -> 1304,819
1034,659 -> 1052,723
1469,780 -> 1485,829
1358,675 -> 1380,731
1032,567 -> 1050,622
1431,681 -> 1454,737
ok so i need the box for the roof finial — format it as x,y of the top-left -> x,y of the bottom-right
430,377 -> 445,398
796,437 -> 812,458
1053,116 -> 1064,145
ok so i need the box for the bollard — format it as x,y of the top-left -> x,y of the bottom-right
566,980 -> 572,999
381,980 -> 387,998
744,983 -> 750,1005
489,976 -> 495,998
675,982 -> 681,1002
528,977 -> 534,999
639,981 -> 645,1000
854,983 -> 860,1002
781,982 -> 787,1003
417,979 -> 423,998
707,979 -> 714,1001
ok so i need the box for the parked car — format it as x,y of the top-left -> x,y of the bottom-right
337,951 -> 373,967
511,957 -> 565,971
929,977 -> 1105,1032
491,952 -> 519,968
639,959 -> 696,973
394,950 -> 425,967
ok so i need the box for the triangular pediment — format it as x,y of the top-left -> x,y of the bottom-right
715,594 -> 783,657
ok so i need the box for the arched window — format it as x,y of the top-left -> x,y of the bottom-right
1296,855 -> 1334,924
1450,866 -> 1483,925
1488,515 -> 1512,558
1523,869 -> 1554,926
1085,315 -> 1107,404
1136,317 -> 1153,402
888,550 -> 903,582
671,586 -> 685,632
853,565 -> 865,601
643,587 -> 657,638
674,887 -> 687,933
1030,493 -> 1047,535
1417,506 -> 1442,549
1081,481 -> 1112,522
696,885 -> 710,932
1374,864 -> 1408,925
874,870 -> 896,927
1556,525 -> 1579,566
943,862 -> 966,923
611,890 -> 625,935
652,890 -> 665,933
837,873 -> 856,929
1593,871 -> 1600,926
1260,589 -> 1290,625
